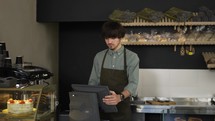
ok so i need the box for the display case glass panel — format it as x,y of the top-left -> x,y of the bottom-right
0,85 -> 56,121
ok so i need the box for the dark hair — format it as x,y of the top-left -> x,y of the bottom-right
101,21 -> 126,39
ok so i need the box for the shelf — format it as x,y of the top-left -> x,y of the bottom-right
185,41 -> 215,45
122,41 -> 215,46
121,17 -> 215,26
121,41 -> 184,45
121,16 -> 215,46
202,52 -> 215,69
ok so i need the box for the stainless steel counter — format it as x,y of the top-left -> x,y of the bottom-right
131,97 -> 215,115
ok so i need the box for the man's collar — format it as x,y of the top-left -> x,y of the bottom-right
108,46 -> 124,55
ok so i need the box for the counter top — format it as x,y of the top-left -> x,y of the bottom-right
131,97 -> 215,115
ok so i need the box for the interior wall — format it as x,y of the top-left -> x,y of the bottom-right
0,0 -> 59,83
138,69 -> 215,98
37,0 -> 215,22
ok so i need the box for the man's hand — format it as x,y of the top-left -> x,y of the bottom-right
102,91 -> 121,105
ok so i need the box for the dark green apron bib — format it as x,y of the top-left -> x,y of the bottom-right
100,49 -> 131,121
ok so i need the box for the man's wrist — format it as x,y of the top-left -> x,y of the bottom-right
119,93 -> 125,101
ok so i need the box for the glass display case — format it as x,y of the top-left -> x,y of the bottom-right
0,84 -> 56,121
162,107 -> 215,121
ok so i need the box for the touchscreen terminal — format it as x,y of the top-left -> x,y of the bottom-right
71,84 -> 118,113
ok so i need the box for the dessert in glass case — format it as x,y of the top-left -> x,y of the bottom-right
0,84 -> 56,121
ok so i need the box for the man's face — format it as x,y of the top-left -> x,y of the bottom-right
105,38 -> 121,51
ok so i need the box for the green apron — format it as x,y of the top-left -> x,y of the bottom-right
100,49 -> 131,121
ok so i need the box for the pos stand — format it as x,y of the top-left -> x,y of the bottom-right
70,84 -> 118,121
69,91 -> 101,121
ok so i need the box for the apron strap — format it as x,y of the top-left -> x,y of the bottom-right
124,48 -> 127,72
101,49 -> 109,69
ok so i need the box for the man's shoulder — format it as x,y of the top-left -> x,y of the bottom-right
125,48 -> 139,63
125,48 -> 138,56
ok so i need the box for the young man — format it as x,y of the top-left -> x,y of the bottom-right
88,21 -> 139,121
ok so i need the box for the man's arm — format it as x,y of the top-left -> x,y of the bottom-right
124,53 -> 140,96
88,55 -> 100,85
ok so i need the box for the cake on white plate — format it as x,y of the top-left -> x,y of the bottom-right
7,98 -> 33,114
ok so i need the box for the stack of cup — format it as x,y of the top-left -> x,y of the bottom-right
15,56 -> 23,69
4,57 -> 12,68
0,42 -> 9,67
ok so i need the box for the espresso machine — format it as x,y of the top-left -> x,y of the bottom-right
0,42 -> 53,88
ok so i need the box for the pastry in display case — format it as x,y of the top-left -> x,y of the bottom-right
0,84 -> 56,121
